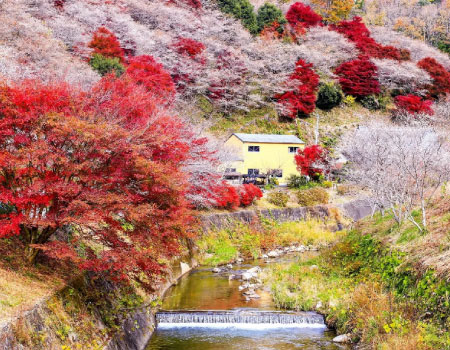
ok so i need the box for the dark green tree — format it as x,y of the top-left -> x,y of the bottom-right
217,0 -> 258,34
316,82 -> 343,110
256,3 -> 287,32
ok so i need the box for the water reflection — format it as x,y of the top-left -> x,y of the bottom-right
161,265 -> 275,311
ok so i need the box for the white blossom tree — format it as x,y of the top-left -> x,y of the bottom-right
341,122 -> 450,232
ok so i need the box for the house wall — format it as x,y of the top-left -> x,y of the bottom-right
225,135 -> 304,184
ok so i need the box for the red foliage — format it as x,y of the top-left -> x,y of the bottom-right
88,27 -> 125,63
54,0 -> 66,9
286,2 -> 322,28
330,17 -> 407,61
238,184 -> 263,207
394,95 -> 434,115
169,0 -> 202,10
214,183 -> 240,210
276,59 -> 320,118
417,57 -> 450,98
126,55 -> 176,103
294,145 -> 329,177
335,56 -> 380,98
173,38 -> 205,58
0,75 -> 205,284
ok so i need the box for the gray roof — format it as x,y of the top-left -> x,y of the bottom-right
231,133 -> 305,144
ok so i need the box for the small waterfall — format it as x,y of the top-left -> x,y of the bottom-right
156,310 -> 326,329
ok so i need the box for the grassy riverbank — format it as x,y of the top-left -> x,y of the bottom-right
197,216 -> 345,266
263,211 -> 450,350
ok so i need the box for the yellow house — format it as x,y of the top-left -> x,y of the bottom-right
224,133 -> 305,185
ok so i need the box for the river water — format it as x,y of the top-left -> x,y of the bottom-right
146,259 -> 350,350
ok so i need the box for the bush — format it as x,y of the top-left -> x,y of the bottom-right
276,59 -> 319,118
335,57 -> 380,98
286,2 -> 322,29
215,183 -> 240,210
256,3 -> 287,33
343,95 -> 356,106
287,174 -> 309,188
360,95 -> 380,110
297,187 -> 329,206
238,184 -> 263,207
267,191 -> 289,207
88,27 -> 125,63
316,82 -> 343,110
322,180 -> 333,188
330,17 -> 406,61
217,0 -> 258,34
417,57 -> 450,99
89,54 -> 125,77
394,95 -> 433,116
360,95 -> 389,110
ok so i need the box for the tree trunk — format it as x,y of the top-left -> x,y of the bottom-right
21,225 -> 56,264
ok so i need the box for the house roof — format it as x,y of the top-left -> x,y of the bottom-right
231,133 -> 305,144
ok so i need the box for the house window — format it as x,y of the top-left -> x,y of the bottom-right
289,147 -> 299,153
248,169 -> 259,176
225,168 -> 236,173
248,146 -> 260,152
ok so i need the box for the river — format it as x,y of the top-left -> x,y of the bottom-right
146,258 -> 350,350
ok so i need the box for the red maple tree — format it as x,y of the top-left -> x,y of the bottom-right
417,57 -> 450,99
126,55 -> 176,103
335,56 -> 380,98
0,72 -> 206,284
276,59 -> 320,118
295,145 -> 329,178
394,95 -> 434,115
330,17 -> 407,61
238,184 -> 263,207
88,27 -> 125,63
286,2 -> 322,29
214,183 -> 240,210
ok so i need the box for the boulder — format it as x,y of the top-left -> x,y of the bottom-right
267,250 -> 279,258
333,334 -> 351,343
242,272 -> 253,280
212,267 -> 221,273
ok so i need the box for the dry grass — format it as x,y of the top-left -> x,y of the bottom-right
0,238 -> 73,322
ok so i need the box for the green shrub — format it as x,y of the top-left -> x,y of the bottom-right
316,82 -> 343,110
287,174 -> 309,188
217,0 -> 258,34
360,95 -> 388,111
297,187 -> 329,206
267,191 -> 289,207
256,3 -> 286,32
90,54 -> 125,77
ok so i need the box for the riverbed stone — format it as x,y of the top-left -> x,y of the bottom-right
212,267 -> 221,273
242,272 -> 253,280
333,334 -> 351,343
268,250 -> 279,258
227,264 -> 233,269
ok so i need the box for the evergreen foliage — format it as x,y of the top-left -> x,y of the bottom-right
256,3 -> 287,33
316,82 -> 343,110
